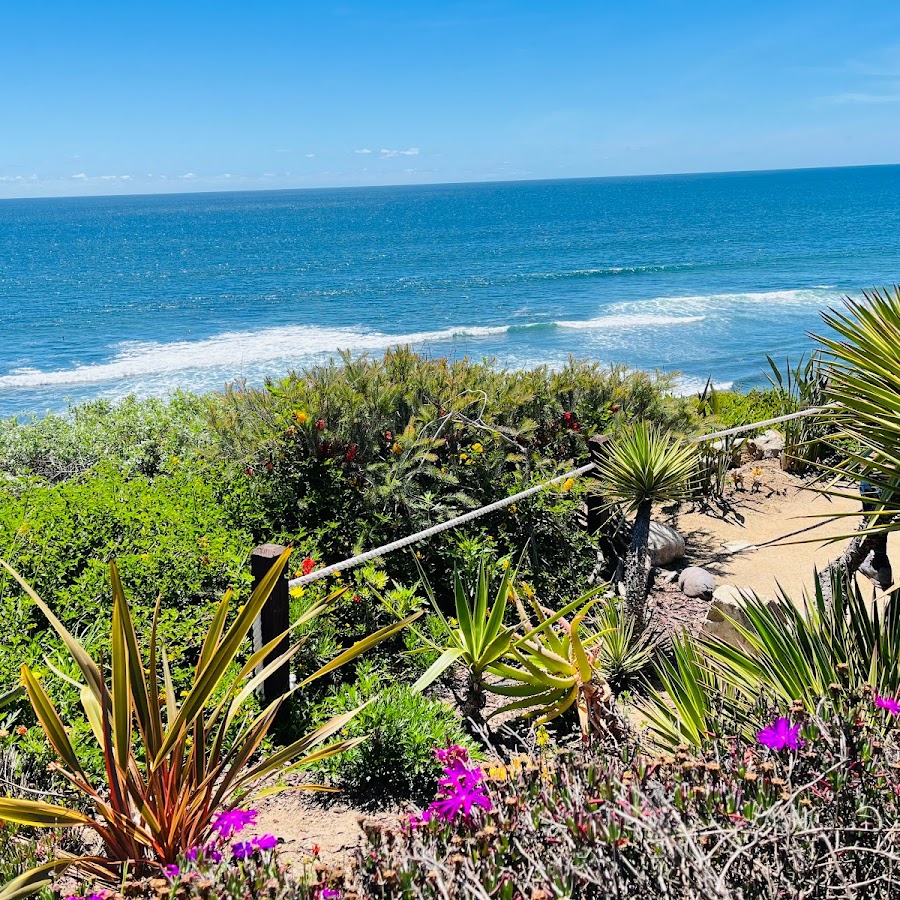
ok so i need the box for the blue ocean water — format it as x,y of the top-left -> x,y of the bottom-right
1,165 -> 899,417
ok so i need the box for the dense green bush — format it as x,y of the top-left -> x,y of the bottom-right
208,350 -> 694,606
311,662 -> 477,804
0,393 -> 210,481
0,464 -> 253,725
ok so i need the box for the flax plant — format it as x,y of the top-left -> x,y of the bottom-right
0,549 -> 419,894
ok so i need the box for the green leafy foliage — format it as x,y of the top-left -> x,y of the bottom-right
311,663 -> 476,804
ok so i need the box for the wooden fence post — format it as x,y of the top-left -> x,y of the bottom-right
250,544 -> 291,721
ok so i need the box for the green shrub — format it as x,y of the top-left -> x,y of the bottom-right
312,663 -> 477,804
0,464 -> 253,728
0,393 -> 210,481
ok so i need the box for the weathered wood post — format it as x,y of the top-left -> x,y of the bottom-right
251,544 -> 291,722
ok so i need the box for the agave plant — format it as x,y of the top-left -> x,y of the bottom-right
412,557 -> 518,728
0,550 -> 418,893
640,570 -> 900,748
592,422 -> 696,632
488,585 -> 615,737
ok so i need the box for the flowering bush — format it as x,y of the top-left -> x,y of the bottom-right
357,707 -> 900,898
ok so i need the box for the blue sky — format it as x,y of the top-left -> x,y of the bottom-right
2,1 -> 900,197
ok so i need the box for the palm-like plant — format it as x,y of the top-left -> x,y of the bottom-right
796,288 -> 900,587
0,550 -> 418,891
592,422 -> 696,632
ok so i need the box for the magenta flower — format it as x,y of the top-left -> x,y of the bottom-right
163,865 -> 180,879
875,694 -> 900,715
232,841 -> 255,860
757,717 -> 804,751
430,783 -> 492,821
211,808 -> 258,838
434,745 -> 469,765
320,890 -> 342,900
253,833 -> 279,850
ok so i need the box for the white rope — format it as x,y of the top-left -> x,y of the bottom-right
286,405 -> 832,587
287,463 -> 594,588
690,405 -> 832,444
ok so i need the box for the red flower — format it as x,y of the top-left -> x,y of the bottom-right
301,557 -> 316,576
345,443 -> 358,462
564,412 -> 572,421
385,431 -> 393,442
572,422 -> 581,431
315,418 -> 326,431
245,467 -> 254,476
352,594 -> 362,604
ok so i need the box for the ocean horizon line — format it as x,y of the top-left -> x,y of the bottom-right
2,161 -> 899,204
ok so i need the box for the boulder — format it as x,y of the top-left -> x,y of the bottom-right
711,437 -> 746,469
678,566 -> 715,600
648,521 -> 685,566
749,429 -> 784,459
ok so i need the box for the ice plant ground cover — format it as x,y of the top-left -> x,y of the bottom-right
357,697 -> 900,899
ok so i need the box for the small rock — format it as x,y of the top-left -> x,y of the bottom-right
722,540 -> 757,555
648,521 -> 686,566
749,429 -> 784,459
678,566 -> 715,600
657,568 -> 679,585
711,437 -> 746,468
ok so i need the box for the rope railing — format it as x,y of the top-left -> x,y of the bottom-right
286,405 -> 830,588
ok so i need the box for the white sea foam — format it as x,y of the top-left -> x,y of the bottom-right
556,314 -> 705,329
0,314 -> 709,389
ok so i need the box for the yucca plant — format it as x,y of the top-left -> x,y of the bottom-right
811,288 -> 900,581
592,422 -> 696,632
488,586 -> 615,737
412,557 -> 518,728
640,571 -> 900,748
588,597 -> 659,692
0,550 -> 418,893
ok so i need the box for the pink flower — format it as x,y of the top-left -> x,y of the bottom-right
163,865 -> 180,879
232,841 -> 255,859
757,717 -> 804,751
253,833 -> 279,850
316,418 -> 327,431
434,744 -> 469,765
875,694 -> 900,715
211,808 -> 258,839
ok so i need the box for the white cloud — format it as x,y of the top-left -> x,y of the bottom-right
380,147 -> 420,158
100,174 -> 132,181
179,172 -> 198,179
827,90 -> 900,104
0,175 -> 25,183
71,173 -> 88,179
305,153 -> 316,158
354,148 -> 372,154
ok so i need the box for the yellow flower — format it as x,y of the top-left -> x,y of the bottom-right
180,689 -> 189,698
501,559 -> 510,570
415,551 -> 423,560
509,504 -> 517,515
487,763 -> 507,782
294,410 -> 308,425
536,725 -> 550,747
472,442 -> 483,454
139,552 -> 149,561
459,453 -> 468,462
391,442 -> 403,455
290,586 -> 305,598
561,478 -> 576,491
